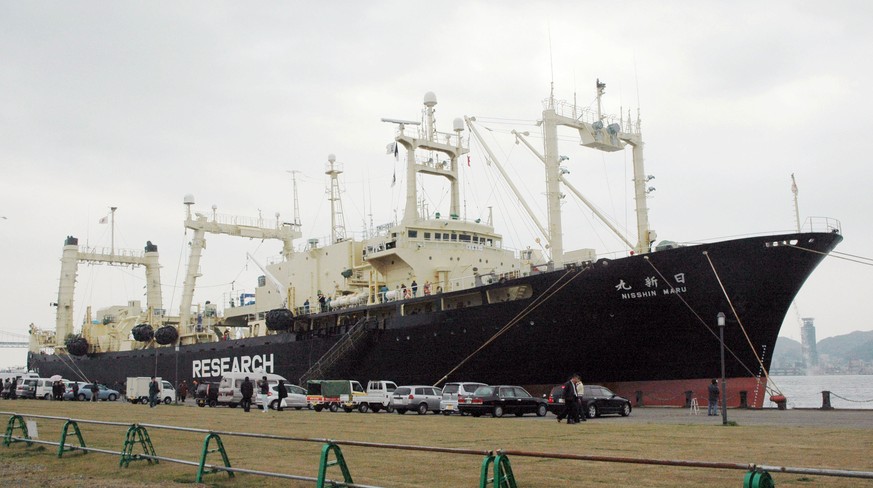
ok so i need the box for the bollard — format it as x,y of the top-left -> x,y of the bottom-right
821,391 -> 833,410
739,391 -> 748,409
684,390 -> 693,408
635,391 -> 644,407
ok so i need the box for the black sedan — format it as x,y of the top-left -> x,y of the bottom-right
547,384 -> 632,418
457,385 -> 548,418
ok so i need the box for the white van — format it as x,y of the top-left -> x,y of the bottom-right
34,378 -> 59,400
217,372 -> 287,408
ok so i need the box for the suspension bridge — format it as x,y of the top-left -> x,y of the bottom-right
0,330 -> 29,348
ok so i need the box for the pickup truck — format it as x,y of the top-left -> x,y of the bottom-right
306,380 -> 365,412
353,380 -> 398,413
126,377 -> 176,405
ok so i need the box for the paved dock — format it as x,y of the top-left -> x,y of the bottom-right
613,406 -> 873,428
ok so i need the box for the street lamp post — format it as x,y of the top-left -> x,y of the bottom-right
717,312 -> 727,425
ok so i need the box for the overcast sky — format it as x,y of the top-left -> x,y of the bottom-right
1,1 -> 871,368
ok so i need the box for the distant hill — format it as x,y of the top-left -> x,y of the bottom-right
818,331 -> 873,359
772,336 -> 802,367
773,330 -> 873,369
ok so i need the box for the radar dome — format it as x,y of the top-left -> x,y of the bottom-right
183,194 -> 195,205
423,92 -> 437,107
328,153 -> 336,162
453,118 -> 464,132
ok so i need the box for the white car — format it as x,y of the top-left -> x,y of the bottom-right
391,385 -> 443,415
255,383 -> 308,410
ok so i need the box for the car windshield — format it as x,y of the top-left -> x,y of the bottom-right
443,384 -> 459,395
394,387 -> 410,396
473,386 -> 494,396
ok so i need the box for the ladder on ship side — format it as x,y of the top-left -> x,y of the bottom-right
299,318 -> 370,384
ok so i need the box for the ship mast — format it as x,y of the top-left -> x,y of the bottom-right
541,79 -> 653,265
326,154 -> 347,243
179,195 -> 300,343
383,92 -> 468,225
791,173 -> 801,232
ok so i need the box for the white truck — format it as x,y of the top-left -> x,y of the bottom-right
353,380 -> 398,413
126,377 -> 176,405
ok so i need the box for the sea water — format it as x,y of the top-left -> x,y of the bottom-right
767,375 -> 873,409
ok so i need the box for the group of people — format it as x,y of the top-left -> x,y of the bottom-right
1,378 -> 18,399
556,373 -> 587,424
239,376 -> 287,413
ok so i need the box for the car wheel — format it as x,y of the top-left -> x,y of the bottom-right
587,404 -> 599,418
329,403 -> 339,413
492,405 -> 504,418
164,397 -> 172,405
472,412 -> 482,418
314,405 -> 324,412
358,403 -> 369,413
229,402 -> 238,408
442,410 -> 452,416
78,394 -> 86,401
396,408 -> 406,414
197,401 -> 205,408
43,393 -> 51,400
108,393 -> 117,402
621,402 -> 631,417
536,404 -> 547,417
295,406 -> 303,411
417,403 -> 428,415
209,400 -> 217,408
270,400 -> 279,410
386,405 -> 395,413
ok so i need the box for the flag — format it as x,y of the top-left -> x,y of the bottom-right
386,142 -> 395,155
394,142 -> 399,160
467,155 -> 471,167
391,170 -> 396,188
98,216 -> 108,224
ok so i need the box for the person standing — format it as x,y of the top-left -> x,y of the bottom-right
707,379 -> 720,416
148,376 -> 160,408
257,376 -> 269,413
574,378 -> 587,422
90,381 -> 99,402
240,377 -> 254,412
557,374 -> 580,424
178,380 -> 189,403
71,381 -> 79,401
411,280 -> 418,297
276,380 -> 288,411
9,378 -> 17,400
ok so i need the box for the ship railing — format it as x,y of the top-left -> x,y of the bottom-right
208,212 -> 282,230
391,125 -> 464,148
76,246 -> 145,259
543,97 -> 641,135
802,216 -> 841,234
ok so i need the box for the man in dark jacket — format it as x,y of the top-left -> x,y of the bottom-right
240,377 -> 254,412
71,382 -> 79,401
707,379 -> 720,416
148,377 -> 160,408
558,374 -> 580,424
90,381 -> 99,402
276,380 -> 288,411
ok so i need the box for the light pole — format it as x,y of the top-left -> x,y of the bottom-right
717,312 -> 727,425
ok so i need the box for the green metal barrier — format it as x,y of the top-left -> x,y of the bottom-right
480,450 -> 517,488
317,442 -> 354,488
195,433 -> 233,483
119,424 -> 157,468
3,414 -> 31,447
57,420 -> 87,458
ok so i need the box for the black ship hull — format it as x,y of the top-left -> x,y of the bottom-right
29,231 -> 841,408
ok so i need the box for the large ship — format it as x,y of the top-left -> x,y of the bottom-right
27,83 -> 842,408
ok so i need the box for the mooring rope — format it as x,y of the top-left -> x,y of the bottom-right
702,251 -> 780,397
434,266 -> 586,386
642,257 -> 764,383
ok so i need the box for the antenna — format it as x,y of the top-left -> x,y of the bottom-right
286,170 -> 302,228
548,24 -> 555,108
